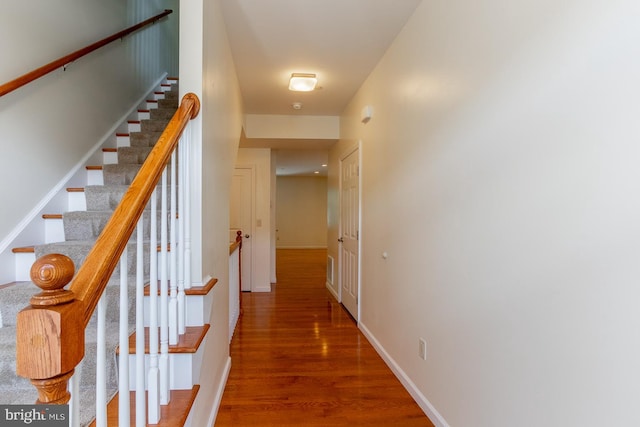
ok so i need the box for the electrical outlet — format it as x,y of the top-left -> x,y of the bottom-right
419,338 -> 427,360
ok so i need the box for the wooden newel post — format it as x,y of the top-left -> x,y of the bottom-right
16,253 -> 85,404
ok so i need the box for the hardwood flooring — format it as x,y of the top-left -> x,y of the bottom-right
215,248 -> 434,427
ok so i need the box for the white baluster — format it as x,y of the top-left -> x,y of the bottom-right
95,295 -> 107,427
178,136 -> 186,335
169,150 -> 178,345
160,167 -> 170,405
68,369 -> 79,427
135,219 -> 146,426
148,188 -> 161,423
119,247 -> 130,426
184,127 -> 192,291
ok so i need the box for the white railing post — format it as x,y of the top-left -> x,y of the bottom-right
229,245 -> 240,342
169,151 -> 178,345
118,247 -> 130,426
160,167 -> 170,405
135,219 -> 146,427
148,188 -> 161,423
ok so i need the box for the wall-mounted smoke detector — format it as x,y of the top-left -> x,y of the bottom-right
292,102 -> 303,110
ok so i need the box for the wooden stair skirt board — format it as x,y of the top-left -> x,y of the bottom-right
144,278 -> 218,297
88,385 -> 200,427
120,325 -> 210,355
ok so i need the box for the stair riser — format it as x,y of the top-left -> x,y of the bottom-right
103,150 -> 118,165
45,218 -> 64,243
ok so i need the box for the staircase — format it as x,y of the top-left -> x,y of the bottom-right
0,80 -> 209,426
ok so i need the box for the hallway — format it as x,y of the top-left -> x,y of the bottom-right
215,249 -> 433,426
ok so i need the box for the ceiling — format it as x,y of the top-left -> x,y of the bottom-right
221,0 -> 422,175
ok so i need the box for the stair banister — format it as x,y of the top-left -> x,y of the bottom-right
72,92 -> 199,326
15,92 -> 200,405
0,9 -> 173,98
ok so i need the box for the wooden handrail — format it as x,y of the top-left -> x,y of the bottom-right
0,9 -> 172,98
16,92 -> 200,404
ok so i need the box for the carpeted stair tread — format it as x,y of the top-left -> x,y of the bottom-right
0,276 -> 138,328
102,164 -> 144,185
157,98 -> 178,109
117,146 -> 154,164
63,210 -> 168,241
102,164 -> 178,187
150,107 -> 176,121
141,118 -> 172,133
84,184 -> 176,211
129,131 -> 164,147
34,240 -> 154,277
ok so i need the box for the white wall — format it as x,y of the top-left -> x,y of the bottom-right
236,148 -> 272,292
330,1 -> 640,426
179,0 -> 244,425
0,0 -> 178,279
276,176 -> 327,248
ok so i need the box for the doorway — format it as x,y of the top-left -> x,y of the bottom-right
339,146 -> 360,320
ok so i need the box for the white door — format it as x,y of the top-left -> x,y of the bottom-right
230,167 -> 253,291
339,147 -> 360,320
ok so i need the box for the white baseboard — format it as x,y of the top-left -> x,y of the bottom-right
359,322 -> 450,427
326,281 -> 339,301
206,356 -> 232,427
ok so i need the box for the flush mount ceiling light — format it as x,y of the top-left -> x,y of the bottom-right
289,73 -> 317,92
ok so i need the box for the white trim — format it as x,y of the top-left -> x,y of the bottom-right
275,245 -> 328,249
359,322 -> 450,427
325,281 -> 339,301
206,356 -> 232,427
0,73 -> 168,257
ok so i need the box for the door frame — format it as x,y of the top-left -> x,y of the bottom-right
338,142 -> 362,321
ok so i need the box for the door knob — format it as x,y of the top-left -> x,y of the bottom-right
338,237 -> 344,243
244,234 -> 250,239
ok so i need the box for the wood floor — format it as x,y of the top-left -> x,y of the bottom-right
215,249 -> 434,427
